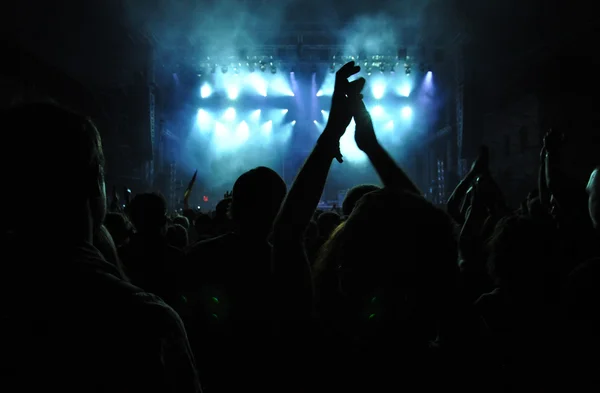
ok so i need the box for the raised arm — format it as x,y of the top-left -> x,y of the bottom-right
271,62 -> 365,316
352,98 -> 421,195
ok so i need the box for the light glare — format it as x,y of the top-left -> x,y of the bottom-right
200,84 -> 212,98
401,106 -> 412,118
227,86 -> 239,100
224,107 -> 236,121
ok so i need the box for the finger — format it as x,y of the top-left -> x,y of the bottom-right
336,61 -> 361,81
347,77 -> 366,96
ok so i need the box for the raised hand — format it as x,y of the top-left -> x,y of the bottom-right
470,145 -> 489,175
325,62 -> 365,162
353,98 -> 379,153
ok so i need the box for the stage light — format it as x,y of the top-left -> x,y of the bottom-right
215,122 -> 228,136
372,82 -> 385,99
401,106 -> 412,118
270,63 -> 277,74
200,84 -> 212,98
251,109 -> 261,120
313,120 -> 318,124
227,86 -> 239,100
262,120 -> 273,133
248,74 -> 267,97
236,121 -> 250,142
321,110 -> 329,120
385,120 -> 394,130
398,85 -> 411,97
224,107 -> 236,121
197,109 -> 210,125
281,109 -> 288,114
316,90 -> 323,97
371,106 -> 384,117
291,120 -> 296,125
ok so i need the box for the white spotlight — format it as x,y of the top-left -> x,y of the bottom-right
281,109 -> 288,114
197,109 -> 210,124
236,121 -> 250,142
224,107 -> 236,121
316,90 -> 323,97
291,120 -> 296,125
372,82 -> 385,99
371,106 -> 384,117
262,120 -> 273,133
401,106 -> 412,118
251,109 -> 261,120
227,86 -> 239,100
200,84 -> 212,99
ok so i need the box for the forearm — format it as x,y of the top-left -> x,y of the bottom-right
538,159 -> 550,206
448,171 -> 476,222
272,130 -> 340,242
365,142 -> 421,195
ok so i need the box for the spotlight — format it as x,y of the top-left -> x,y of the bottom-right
234,64 -> 241,74
259,62 -> 266,72
270,62 -> 276,74
366,66 -> 372,75
404,64 -> 411,76
221,65 -> 228,74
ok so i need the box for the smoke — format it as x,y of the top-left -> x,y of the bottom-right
338,1 -> 433,55
123,0 -> 295,59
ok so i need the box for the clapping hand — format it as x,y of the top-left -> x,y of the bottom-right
326,61 -> 366,162
353,98 -> 379,153
470,145 -> 489,175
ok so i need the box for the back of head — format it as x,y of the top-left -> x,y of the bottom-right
316,189 -> 458,338
194,213 -> 213,235
1,102 -> 105,235
317,211 -> 341,238
231,166 -> 286,234
128,193 -> 167,235
342,184 -> 381,216
173,215 -> 190,230
166,224 -> 188,249
104,212 -> 132,247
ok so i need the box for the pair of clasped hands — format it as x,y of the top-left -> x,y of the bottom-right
324,61 -> 378,163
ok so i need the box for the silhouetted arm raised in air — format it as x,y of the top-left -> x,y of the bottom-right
271,62 -> 365,319
353,99 -> 421,195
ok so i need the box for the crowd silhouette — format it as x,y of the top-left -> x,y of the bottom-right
1,61 -> 599,392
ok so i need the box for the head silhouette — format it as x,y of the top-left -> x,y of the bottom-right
230,166 -> 286,237
317,211 -> 341,239
315,189 -> 458,342
342,184 -> 381,216
1,102 -> 106,241
128,193 -> 168,236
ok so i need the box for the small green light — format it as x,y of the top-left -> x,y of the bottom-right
368,313 -> 376,320
211,296 -> 219,304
